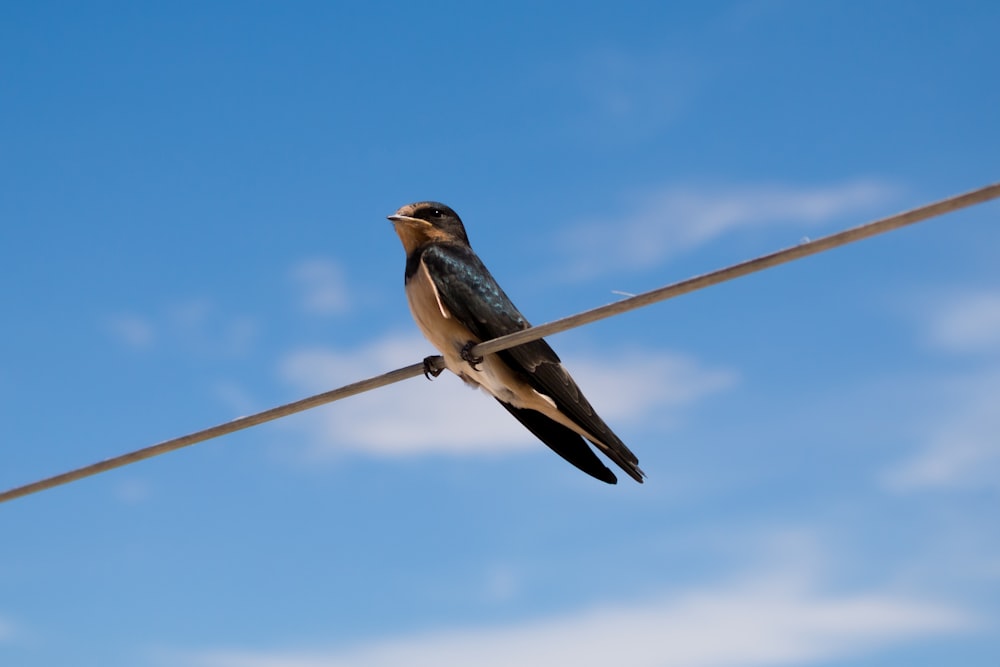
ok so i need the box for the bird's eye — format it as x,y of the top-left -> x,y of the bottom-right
430,209 -> 442,217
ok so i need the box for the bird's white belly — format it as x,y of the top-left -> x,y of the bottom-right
406,261 -> 556,412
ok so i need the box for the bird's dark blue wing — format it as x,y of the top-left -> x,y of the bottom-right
420,243 -> 644,483
418,243 -> 539,345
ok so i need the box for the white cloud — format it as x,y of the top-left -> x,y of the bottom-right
557,349 -> 737,422
165,299 -> 259,357
105,314 -> 156,348
924,290 -> 1000,354
561,181 -> 897,279
0,615 -> 15,643
482,563 -> 521,603
105,300 -> 258,357
178,575 -> 974,667
883,289 -> 1000,491
212,380 -> 260,415
883,369 -> 1000,491
290,258 -> 350,315
569,48 -> 699,141
277,334 -> 735,459
279,334 -> 526,457
113,477 -> 152,504
167,298 -> 214,332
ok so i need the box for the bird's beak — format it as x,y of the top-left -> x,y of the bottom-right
389,202 -> 421,223
387,213 -> 422,226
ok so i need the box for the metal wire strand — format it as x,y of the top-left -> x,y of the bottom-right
1,182 -> 998,505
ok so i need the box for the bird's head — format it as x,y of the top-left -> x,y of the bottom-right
388,201 -> 470,253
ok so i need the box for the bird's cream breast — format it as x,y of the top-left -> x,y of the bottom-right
406,260 -> 478,362
407,257 -> 580,432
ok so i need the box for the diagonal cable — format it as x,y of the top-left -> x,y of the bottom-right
1,182 -> 998,505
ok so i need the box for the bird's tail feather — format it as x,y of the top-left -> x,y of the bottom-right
497,401 -> 619,484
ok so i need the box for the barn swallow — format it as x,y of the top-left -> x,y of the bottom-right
388,201 -> 644,484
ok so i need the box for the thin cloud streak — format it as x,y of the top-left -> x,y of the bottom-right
883,369 -> 1000,492
924,290 -> 1000,355
104,300 -> 259,357
181,575 -> 974,667
277,334 -> 735,459
290,258 -> 351,316
567,47 -> 701,143
884,289 -> 1000,491
105,314 -> 156,348
560,180 -> 898,279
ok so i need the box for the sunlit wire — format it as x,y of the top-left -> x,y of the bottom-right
2,182 -> 998,505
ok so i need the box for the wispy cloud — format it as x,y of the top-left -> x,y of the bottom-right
924,290 -> 1000,355
276,333 -> 735,459
211,380 -> 261,416
290,258 -> 350,316
105,314 -> 156,348
165,299 -> 259,357
884,288 -> 1000,491
179,574 -> 974,667
567,48 -> 701,142
103,299 -> 258,358
0,615 -> 16,643
560,181 -> 897,279
556,348 -> 737,422
883,369 -> 1000,492
113,477 -> 153,504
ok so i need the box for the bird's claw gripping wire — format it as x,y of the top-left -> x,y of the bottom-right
422,355 -> 445,380
460,341 -> 484,371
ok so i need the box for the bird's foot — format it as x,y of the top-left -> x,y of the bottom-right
422,355 -> 445,380
460,341 -> 483,371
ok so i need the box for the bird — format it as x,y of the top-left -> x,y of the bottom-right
388,201 -> 644,484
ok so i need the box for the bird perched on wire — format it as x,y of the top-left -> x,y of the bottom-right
388,201 -> 644,484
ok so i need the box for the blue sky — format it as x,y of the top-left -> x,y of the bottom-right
2,2 -> 999,666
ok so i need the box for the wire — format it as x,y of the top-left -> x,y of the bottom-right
0,363 -> 429,504
474,182 -> 1000,356
1,182 -> 998,505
